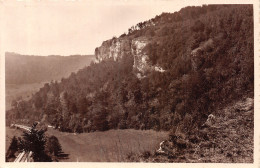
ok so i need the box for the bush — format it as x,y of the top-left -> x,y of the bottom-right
45,136 -> 62,156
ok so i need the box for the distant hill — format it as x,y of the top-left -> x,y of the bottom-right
5,52 -> 95,84
5,52 -> 95,110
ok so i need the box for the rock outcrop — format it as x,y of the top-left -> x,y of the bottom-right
131,37 -> 150,73
95,37 -> 164,77
95,38 -> 131,62
202,114 -> 216,127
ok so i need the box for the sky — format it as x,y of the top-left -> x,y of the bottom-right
2,0 -> 206,56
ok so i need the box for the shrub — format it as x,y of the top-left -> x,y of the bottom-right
45,136 -> 62,156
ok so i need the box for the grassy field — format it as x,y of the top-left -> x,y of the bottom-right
46,128 -> 168,162
6,127 -> 168,162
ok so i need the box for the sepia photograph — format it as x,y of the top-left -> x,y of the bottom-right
1,0 -> 257,166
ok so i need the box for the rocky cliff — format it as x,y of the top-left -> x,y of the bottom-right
95,38 -> 131,62
95,36 -> 164,78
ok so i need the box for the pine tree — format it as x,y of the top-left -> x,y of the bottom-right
6,136 -> 18,161
18,123 -> 51,161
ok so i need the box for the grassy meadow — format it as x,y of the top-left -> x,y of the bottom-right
6,127 -> 168,162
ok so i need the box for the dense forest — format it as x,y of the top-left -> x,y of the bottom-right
5,52 -> 95,84
7,4 -> 253,142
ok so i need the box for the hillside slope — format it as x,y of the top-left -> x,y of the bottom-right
5,53 -> 95,110
127,97 -> 253,162
6,52 -> 95,84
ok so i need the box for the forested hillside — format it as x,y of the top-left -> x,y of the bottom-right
5,52 -> 95,84
7,4 -> 253,142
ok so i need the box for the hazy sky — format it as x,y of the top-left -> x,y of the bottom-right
2,0 -> 205,56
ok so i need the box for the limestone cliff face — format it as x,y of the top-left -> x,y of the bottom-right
131,38 -> 150,74
95,37 -> 164,77
95,38 -> 131,62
